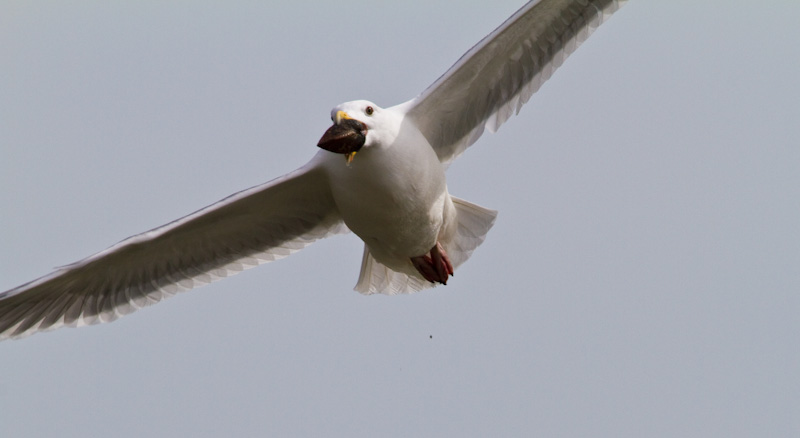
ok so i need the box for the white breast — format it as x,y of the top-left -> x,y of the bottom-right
324,118 -> 452,268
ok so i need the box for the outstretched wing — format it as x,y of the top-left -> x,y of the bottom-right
0,156 -> 345,340
404,0 -> 625,164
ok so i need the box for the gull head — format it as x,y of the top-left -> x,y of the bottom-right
317,100 -> 380,164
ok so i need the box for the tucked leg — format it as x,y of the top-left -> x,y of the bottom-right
410,242 -> 454,285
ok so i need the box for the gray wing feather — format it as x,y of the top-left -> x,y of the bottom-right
0,158 -> 344,340
404,0 -> 626,164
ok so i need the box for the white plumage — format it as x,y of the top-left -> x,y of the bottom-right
0,0 -> 626,340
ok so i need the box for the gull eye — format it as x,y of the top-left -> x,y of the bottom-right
365,106 -> 374,116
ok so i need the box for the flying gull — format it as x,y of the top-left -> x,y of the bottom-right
0,0 -> 626,340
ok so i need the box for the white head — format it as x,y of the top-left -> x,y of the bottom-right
317,100 -> 398,163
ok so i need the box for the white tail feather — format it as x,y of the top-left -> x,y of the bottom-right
354,196 -> 497,295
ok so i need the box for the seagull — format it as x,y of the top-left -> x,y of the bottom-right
0,0 -> 626,340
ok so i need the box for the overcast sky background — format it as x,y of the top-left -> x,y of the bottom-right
2,1 -> 798,436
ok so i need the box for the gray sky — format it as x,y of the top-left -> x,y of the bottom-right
2,1 -> 799,436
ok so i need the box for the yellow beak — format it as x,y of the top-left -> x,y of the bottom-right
336,111 -> 357,165
335,110 -> 351,125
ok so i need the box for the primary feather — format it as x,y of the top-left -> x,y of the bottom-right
0,160 -> 344,339
406,0 -> 626,164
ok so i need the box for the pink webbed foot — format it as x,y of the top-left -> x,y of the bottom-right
410,242 -> 455,285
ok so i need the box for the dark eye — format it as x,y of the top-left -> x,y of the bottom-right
365,106 -> 374,116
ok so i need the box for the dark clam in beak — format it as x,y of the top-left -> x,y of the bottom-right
317,117 -> 367,157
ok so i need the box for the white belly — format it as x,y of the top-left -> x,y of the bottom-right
324,126 -> 455,269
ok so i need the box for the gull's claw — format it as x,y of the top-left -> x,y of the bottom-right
411,242 -> 454,285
